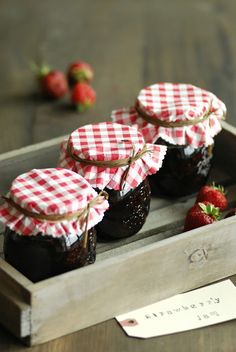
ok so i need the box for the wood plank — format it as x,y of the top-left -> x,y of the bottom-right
0,259 -> 32,338
0,285 -> 31,339
0,0 -> 145,154
0,0 -> 236,350
0,135 -> 66,194
29,215 -> 236,345
0,0 -> 236,349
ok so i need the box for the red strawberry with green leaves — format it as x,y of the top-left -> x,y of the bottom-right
71,82 -> 96,112
196,183 -> 227,211
67,61 -> 94,85
184,201 -> 221,231
32,63 -> 68,99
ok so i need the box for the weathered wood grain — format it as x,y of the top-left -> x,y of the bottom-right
0,135 -> 66,195
0,0 -> 236,156
0,259 -> 32,338
1,123 -> 234,345
0,121 -> 235,346
0,282 -> 31,339
28,215 -> 236,345
1,0 -> 236,351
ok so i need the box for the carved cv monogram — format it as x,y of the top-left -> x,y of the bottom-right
189,248 -> 208,263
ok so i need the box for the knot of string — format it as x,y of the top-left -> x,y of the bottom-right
1,191 -> 109,249
67,142 -> 152,190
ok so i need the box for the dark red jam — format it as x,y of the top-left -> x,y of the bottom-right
3,227 -> 96,282
95,179 -> 151,240
148,139 -> 214,197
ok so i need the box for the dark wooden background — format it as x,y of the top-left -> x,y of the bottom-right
1,0 -> 236,155
0,0 -> 236,351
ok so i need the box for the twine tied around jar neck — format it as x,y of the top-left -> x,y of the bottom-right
1,191 -> 108,248
135,104 -> 213,128
67,142 -> 152,190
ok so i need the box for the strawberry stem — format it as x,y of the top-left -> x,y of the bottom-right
30,62 -> 51,77
211,182 -> 226,195
198,202 -> 221,220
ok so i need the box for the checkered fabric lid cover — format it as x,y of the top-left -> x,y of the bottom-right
111,83 -> 226,148
58,122 -> 167,191
0,168 -> 109,237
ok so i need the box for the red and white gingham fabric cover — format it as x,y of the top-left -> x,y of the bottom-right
111,83 -> 226,148
58,122 -> 167,191
0,168 -> 109,237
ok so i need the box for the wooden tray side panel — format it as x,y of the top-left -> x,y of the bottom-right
0,258 -> 32,338
0,285 -> 31,339
30,217 -> 236,345
0,135 -> 66,195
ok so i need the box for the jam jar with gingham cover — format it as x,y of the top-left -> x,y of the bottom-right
111,83 -> 226,197
0,168 -> 109,282
58,122 -> 167,240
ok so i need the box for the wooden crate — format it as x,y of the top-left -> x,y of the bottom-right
0,121 -> 236,346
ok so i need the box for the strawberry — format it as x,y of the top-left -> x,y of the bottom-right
71,82 -> 96,112
67,61 -> 94,85
32,63 -> 68,99
224,208 -> 236,218
41,71 -> 68,99
196,183 -> 227,211
184,201 -> 221,231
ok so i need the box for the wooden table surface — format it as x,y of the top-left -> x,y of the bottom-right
0,0 -> 236,351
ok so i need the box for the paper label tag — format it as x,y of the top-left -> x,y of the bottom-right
116,280 -> 236,338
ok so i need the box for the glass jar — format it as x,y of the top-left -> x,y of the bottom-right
0,168 -> 109,282
4,227 -> 96,282
96,179 -> 151,240
58,122 -> 166,240
148,140 -> 214,197
111,83 -> 226,197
